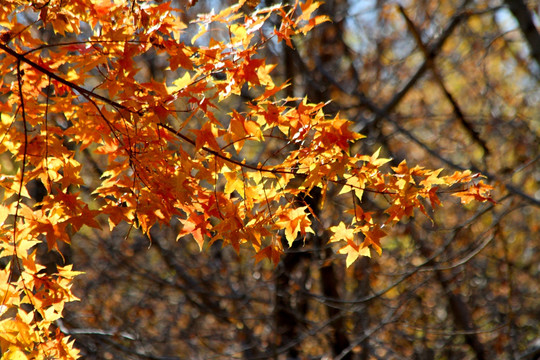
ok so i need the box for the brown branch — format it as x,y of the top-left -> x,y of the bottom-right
377,0 -> 474,117
157,123 -> 290,175
504,0 -> 540,69
2,46 -> 277,172
4,59 -> 29,304
311,0 -> 474,126
157,123 -> 401,197
398,5 -> 490,155
0,43 -> 133,112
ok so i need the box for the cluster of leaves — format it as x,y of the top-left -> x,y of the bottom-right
0,0 -> 493,358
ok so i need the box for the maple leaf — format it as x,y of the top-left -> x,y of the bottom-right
177,214 -> 210,250
358,147 -> 391,169
338,244 -> 371,268
329,221 -> 356,243
255,242 -> 283,266
191,122 -> 222,152
276,206 -> 314,247
297,0 -> 331,34
330,222 -> 371,266
275,11 -> 296,48
338,175 -> 367,201
361,225 -> 386,256
169,43 -> 193,71
453,180 -> 495,205
298,0 -> 321,22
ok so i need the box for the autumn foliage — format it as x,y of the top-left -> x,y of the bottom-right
0,0 -> 497,358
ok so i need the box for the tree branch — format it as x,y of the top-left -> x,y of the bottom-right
398,5 -> 490,155
0,43 -> 133,112
504,0 -> 540,69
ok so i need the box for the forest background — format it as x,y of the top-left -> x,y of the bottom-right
0,0 -> 539,359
